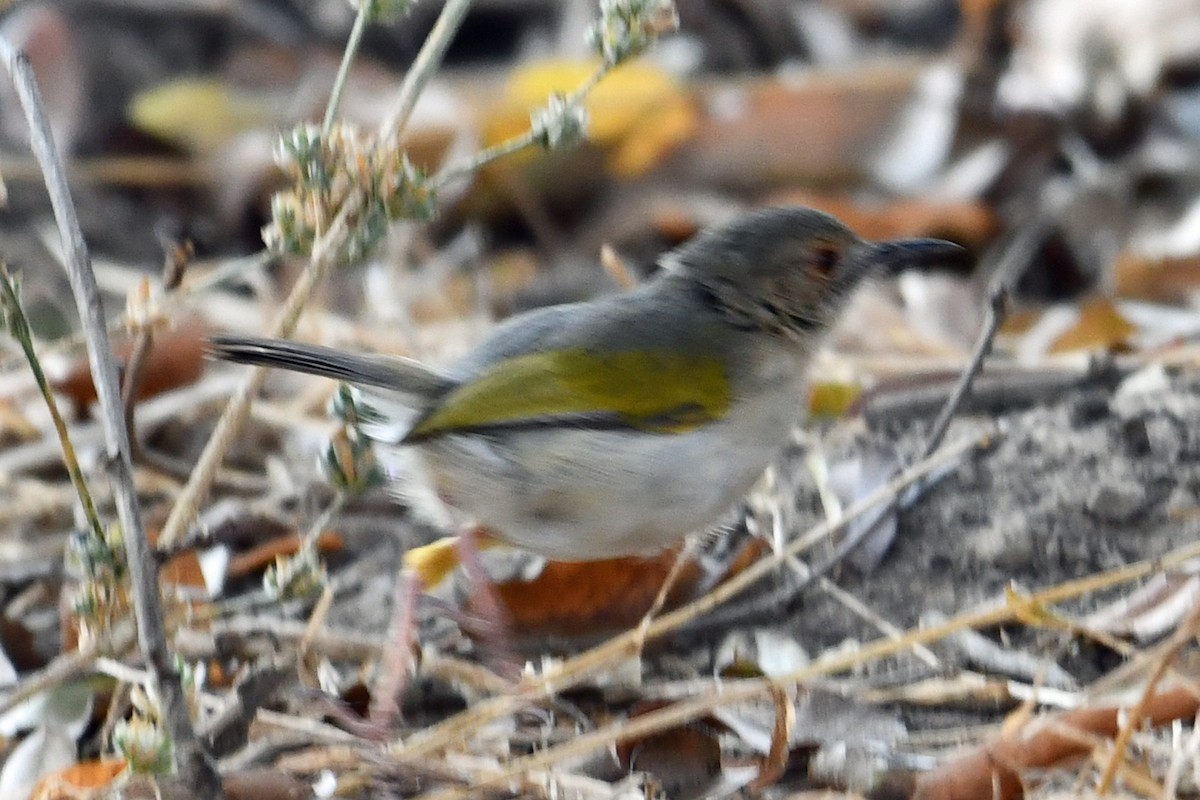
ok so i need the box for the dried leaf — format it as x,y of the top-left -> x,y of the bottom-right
50,319 -> 211,418
1049,297 -> 1136,353
31,760 -> 126,800
490,59 -> 697,177
617,702 -> 724,800
485,547 -> 703,639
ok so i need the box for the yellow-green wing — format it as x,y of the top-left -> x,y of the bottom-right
404,348 -> 732,441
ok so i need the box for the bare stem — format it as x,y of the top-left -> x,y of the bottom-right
430,60 -> 612,190
0,37 -> 221,799
379,0 -> 474,146
322,0 -> 374,136
156,0 -> 475,552
0,266 -> 104,541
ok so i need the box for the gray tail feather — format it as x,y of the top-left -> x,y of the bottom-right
207,335 -> 454,400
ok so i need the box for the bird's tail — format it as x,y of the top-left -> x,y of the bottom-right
207,335 -> 454,401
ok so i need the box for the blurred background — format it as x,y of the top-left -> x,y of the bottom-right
0,0 -> 1197,375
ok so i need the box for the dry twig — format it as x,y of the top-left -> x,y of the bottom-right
0,36 -> 220,798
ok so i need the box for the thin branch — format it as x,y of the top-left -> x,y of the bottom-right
322,1 -> 373,136
155,0 -> 474,552
0,266 -> 104,541
920,196 -> 1058,459
430,60 -> 611,190
379,0 -> 473,146
920,286 -> 1008,459
121,238 -> 191,465
0,37 -> 221,799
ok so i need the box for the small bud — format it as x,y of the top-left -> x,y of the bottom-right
125,277 -> 169,336
382,153 -> 437,221
265,123 -> 436,263
349,0 -> 416,22
113,715 -> 173,776
531,93 -> 589,149
264,547 -> 326,601
587,0 -> 679,64
324,386 -> 386,494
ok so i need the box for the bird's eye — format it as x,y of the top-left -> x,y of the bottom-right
814,247 -> 839,275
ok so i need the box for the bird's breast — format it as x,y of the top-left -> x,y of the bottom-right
405,353 -> 810,561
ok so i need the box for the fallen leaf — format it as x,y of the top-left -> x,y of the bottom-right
617,701 -> 725,800
488,58 -> 698,178
226,530 -> 344,580
1049,297 -> 1136,353
1114,251 -> 1200,303
50,318 -> 211,419
31,760 -> 126,800
484,547 -> 703,639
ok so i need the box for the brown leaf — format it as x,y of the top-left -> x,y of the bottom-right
912,683 -> 1200,800
51,318 -> 210,418
1115,251 -> 1200,303
617,702 -> 725,800
226,530 -> 344,580
765,189 -> 999,248
32,759 -> 126,800
1049,297 -> 1136,353
484,547 -> 703,639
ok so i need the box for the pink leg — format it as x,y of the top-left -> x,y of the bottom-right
367,567 -> 423,730
455,526 -> 521,680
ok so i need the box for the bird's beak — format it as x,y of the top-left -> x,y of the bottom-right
868,238 -> 970,273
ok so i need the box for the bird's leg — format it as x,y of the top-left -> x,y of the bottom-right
454,526 -> 522,681
366,528 -> 518,729
367,567 -> 424,731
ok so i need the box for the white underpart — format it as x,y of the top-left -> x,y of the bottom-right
369,349 -> 810,561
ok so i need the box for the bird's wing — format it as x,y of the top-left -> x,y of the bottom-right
402,347 -> 732,442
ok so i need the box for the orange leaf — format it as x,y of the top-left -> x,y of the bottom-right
483,547 -> 701,639
486,58 -> 697,177
616,701 -> 724,798
226,531 -> 344,579
32,759 -> 127,800
51,318 -> 210,418
1114,251 -> 1200,304
766,189 -> 998,248
1049,297 -> 1135,354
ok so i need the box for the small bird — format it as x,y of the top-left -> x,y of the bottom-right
211,207 -> 964,577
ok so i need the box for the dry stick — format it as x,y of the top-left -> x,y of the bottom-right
121,239 -> 190,467
414,536 -> 1200,800
1096,601 -> 1200,793
919,285 -> 1007,460
633,537 -> 699,651
154,233 -> 340,550
0,39 -> 221,798
919,202 -> 1054,461
378,0 -> 472,145
397,431 -> 989,756
322,0 -> 373,137
154,0 -> 475,551
0,636 -> 121,716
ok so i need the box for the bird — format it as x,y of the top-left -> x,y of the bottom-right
210,206 -> 965,583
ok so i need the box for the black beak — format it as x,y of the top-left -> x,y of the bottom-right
869,238 -> 970,273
